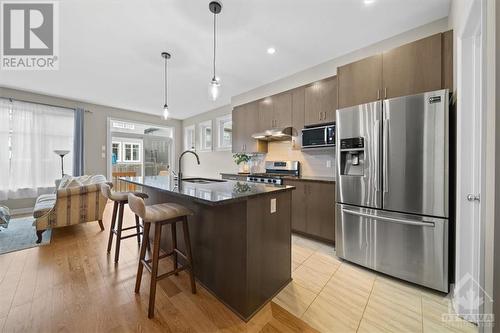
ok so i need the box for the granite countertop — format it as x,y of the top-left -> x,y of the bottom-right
220,173 -> 335,183
120,176 -> 294,206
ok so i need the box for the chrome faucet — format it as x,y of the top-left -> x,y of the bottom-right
177,150 -> 200,187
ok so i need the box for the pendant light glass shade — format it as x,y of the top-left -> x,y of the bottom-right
163,104 -> 169,120
210,77 -> 220,101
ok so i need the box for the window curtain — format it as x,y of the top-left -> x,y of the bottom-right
0,99 -> 11,201
73,108 -> 85,176
4,99 -> 74,199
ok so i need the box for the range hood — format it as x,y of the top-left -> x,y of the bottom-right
251,127 -> 295,141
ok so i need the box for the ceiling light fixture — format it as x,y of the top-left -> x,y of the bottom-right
161,52 -> 171,120
209,1 -> 222,101
363,0 -> 375,5
267,47 -> 276,55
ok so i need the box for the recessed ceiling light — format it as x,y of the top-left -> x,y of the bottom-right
364,0 -> 375,5
267,47 -> 276,55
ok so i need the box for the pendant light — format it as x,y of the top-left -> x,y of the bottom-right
209,1 -> 222,101
161,52 -> 171,120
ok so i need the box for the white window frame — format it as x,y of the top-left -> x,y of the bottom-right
123,142 -> 142,163
216,114 -> 232,151
111,141 -> 122,162
198,120 -> 213,152
184,124 -> 195,151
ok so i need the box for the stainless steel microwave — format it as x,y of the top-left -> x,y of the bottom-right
302,124 -> 335,149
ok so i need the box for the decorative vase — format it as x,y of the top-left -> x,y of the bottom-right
238,162 -> 250,174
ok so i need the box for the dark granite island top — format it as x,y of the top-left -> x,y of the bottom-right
121,175 -> 294,206
120,176 -> 294,321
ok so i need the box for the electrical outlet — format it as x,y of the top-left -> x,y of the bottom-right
270,198 -> 276,213
101,152 -> 106,159
326,160 -> 332,168
101,145 -> 106,151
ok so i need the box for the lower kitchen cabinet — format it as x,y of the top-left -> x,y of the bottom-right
285,179 -> 335,243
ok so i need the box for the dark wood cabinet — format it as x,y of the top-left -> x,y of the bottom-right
284,179 -> 335,243
232,103 -> 267,154
382,33 -> 442,99
305,76 -> 337,126
273,92 -> 292,128
337,31 -> 453,109
337,54 -> 383,109
306,182 -> 335,241
291,87 -> 305,150
258,92 -> 292,131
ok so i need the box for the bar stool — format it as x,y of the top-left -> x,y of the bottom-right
100,183 -> 149,263
128,193 -> 196,319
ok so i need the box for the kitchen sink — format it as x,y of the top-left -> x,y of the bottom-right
182,178 -> 227,184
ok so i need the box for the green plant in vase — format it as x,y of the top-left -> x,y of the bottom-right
233,153 -> 251,174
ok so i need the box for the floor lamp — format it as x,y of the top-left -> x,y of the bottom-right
54,150 -> 70,177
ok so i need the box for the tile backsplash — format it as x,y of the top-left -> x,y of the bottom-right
250,141 -> 336,178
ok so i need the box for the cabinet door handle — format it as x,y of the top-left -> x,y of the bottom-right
384,88 -> 387,99
377,89 -> 380,100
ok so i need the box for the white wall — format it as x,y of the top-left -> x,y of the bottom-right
181,105 -> 238,178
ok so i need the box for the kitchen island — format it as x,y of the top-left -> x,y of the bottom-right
120,176 -> 294,321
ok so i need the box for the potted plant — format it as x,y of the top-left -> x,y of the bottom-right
233,153 -> 251,174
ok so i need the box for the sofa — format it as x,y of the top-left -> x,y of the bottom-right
33,175 -> 111,243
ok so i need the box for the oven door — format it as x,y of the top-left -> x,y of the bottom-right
302,127 -> 327,148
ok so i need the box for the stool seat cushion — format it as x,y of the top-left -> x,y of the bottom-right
33,194 -> 57,218
144,203 -> 193,223
101,183 -> 148,202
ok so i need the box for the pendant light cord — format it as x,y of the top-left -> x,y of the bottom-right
213,11 -> 216,80
164,56 -> 168,106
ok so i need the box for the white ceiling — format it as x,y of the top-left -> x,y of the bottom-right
0,0 -> 450,119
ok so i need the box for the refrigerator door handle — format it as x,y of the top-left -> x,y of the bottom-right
342,208 -> 435,227
373,120 -> 381,191
382,119 -> 389,193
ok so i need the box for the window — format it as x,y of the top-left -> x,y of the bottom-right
111,141 -> 121,162
184,125 -> 195,151
123,142 -> 141,162
198,120 -> 212,151
0,98 -> 75,200
216,114 -> 232,150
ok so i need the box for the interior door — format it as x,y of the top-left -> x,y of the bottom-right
382,90 -> 449,218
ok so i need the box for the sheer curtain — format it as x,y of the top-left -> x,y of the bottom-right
0,99 -> 11,201
2,99 -> 75,199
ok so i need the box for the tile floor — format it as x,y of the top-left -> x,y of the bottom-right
273,234 -> 478,333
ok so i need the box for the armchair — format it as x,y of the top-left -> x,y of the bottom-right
33,175 -> 111,243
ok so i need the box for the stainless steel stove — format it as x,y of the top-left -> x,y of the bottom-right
246,161 -> 300,185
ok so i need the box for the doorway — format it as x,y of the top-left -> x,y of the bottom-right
106,118 -> 175,191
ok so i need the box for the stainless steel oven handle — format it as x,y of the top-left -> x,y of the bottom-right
342,208 -> 435,227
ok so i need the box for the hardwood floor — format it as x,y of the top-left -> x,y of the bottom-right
0,203 -> 316,333
0,204 -> 479,333
274,235 -> 478,333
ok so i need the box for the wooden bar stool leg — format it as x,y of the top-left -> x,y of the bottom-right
107,201 -> 118,253
148,223 -> 162,318
171,223 -> 178,275
182,217 -> 196,294
135,222 -> 150,293
135,214 -> 141,244
114,202 -> 125,263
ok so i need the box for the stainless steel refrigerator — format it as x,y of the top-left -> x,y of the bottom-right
335,89 -> 449,292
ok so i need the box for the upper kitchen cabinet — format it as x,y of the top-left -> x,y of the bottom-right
258,92 -> 292,131
232,103 -> 268,154
304,76 -> 337,126
382,33 -> 442,99
337,54 -> 383,109
291,87 -> 305,150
